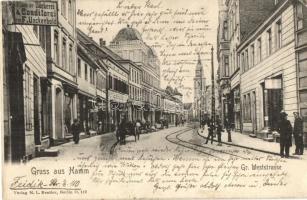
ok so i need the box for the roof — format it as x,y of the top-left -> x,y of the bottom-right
77,28 -> 129,74
112,26 -> 143,43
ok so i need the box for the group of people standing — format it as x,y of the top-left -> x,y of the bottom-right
202,116 -> 232,146
278,111 -> 304,158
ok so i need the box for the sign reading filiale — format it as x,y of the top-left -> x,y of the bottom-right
13,1 -> 58,26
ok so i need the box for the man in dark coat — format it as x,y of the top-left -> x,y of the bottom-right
71,119 -> 81,144
293,112 -> 304,155
118,117 -> 127,145
216,117 -> 223,146
205,120 -> 214,144
225,118 -> 232,142
277,111 -> 293,158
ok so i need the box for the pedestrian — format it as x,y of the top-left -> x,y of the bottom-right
71,119 -> 81,144
205,120 -> 214,144
118,116 -> 127,145
216,117 -> 223,146
136,119 -> 141,140
225,118 -> 232,142
277,111 -> 293,158
293,112 -> 304,155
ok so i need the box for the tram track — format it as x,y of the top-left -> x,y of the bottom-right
165,128 -> 225,160
166,127 -> 250,160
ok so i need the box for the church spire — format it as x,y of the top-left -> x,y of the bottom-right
195,53 -> 203,78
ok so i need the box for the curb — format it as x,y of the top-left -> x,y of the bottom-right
197,129 -> 284,157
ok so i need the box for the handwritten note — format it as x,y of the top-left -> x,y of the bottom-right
77,0 -> 216,100
5,142 -> 305,199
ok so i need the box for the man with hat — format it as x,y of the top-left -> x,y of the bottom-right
277,111 -> 293,158
293,112 -> 304,155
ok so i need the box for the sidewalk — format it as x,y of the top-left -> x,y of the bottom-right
198,128 -> 307,160
31,131 -> 118,162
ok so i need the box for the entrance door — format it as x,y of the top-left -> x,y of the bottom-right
268,89 -> 283,130
55,88 -> 63,139
33,75 -> 40,145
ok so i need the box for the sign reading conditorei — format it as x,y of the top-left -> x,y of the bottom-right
13,1 -> 58,26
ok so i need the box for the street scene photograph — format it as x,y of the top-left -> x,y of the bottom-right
2,0 -> 307,199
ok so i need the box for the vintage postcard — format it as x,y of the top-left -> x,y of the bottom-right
1,0 -> 307,199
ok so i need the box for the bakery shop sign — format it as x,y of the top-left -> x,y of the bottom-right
13,1 -> 58,26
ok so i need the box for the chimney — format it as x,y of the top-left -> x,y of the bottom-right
99,38 -> 106,47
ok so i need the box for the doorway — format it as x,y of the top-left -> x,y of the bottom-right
33,75 -> 40,145
55,88 -> 63,139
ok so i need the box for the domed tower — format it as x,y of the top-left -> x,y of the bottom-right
109,25 -> 161,124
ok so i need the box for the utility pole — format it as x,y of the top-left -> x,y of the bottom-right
211,46 -> 215,125
199,55 -> 202,127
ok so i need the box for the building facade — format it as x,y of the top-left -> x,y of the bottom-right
220,0 -> 277,131
293,0 -> 307,145
217,0 -> 230,126
238,0 -> 298,137
2,2 -> 50,161
46,0 -> 78,143
109,26 -> 161,125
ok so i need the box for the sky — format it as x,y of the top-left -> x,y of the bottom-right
76,0 -> 219,103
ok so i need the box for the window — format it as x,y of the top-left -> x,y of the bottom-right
61,0 -> 67,18
257,38 -> 262,62
247,94 -> 251,121
25,66 -> 32,131
297,3 -> 303,30
241,52 -> 245,72
54,31 -> 59,64
276,20 -> 282,49
62,38 -> 67,70
243,93 -> 251,122
109,75 -> 113,89
250,44 -> 255,67
90,68 -> 93,84
267,28 -> 272,56
85,64 -> 88,80
224,56 -> 229,77
69,44 -> 73,74
245,49 -> 249,71
68,0 -> 73,24
223,20 -> 228,40
77,58 -> 81,78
